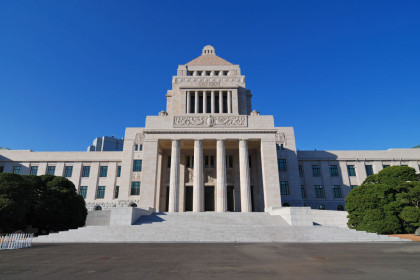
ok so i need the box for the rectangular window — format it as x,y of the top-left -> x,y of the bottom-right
332,185 -> 342,198
226,155 -> 233,168
64,166 -> 73,177
47,166 -> 55,175
190,95 -> 195,113
204,156 -> 209,168
248,156 -> 252,168
383,164 -> 390,169
351,185 -> 358,190
210,156 -> 215,168
131,181 -> 140,195
301,185 -> 306,198
96,186 -> 105,199
347,165 -> 356,176
30,166 -> 38,176
167,156 -> 171,168
278,159 -> 287,171
222,92 -> 227,113
82,166 -> 90,177
314,185 -> 324,198
280,181 -> 289,195
99,166 -> 108,177
139,144 -> 143,151
215,95 -> 219,113
0,166 -> 3,173
329,165 -> 339,177
312,165 -> 321,177
114,186 -> 119,199
298,165 -> 303,177
133,160 -> 142,172
199,95 -> 203,113
13,166 -> 21,174
79,186 -> 88,199
206,95 -> 211,113
117,166 -> 121,177
365,165 -> 373,176
134,144 -> 139,151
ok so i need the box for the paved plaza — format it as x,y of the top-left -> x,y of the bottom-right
1,243 -> 420,280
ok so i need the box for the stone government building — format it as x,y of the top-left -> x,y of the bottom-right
1,46 -> 420,213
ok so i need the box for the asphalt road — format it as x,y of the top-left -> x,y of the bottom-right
1,243 -> 420,280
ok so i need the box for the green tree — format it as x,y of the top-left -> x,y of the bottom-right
345,166 -> 420,234
0,173 -> 32,232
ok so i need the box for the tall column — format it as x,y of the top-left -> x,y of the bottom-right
260,140 -> 282,210
193,140 -> 204,212
227,91 -> 232,114
239,139 -> 252,212
195,91 -> 199,114
211,91 -> 215,113
216,140 -> 227,212
203,91 -> 207,114
186,91 -> 191,114
168,140 -> 180,212
219,91 -> 223,113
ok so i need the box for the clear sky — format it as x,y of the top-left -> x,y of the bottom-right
0,0 -> 419,151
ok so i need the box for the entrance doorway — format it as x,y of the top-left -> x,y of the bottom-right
205,186 -> 215,211
185,186 -> 193,211
227,185 -> 235,212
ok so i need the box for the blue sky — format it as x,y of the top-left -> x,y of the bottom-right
0,0 -> 419,151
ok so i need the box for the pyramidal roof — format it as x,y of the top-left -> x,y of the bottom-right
186,45 -> 233,66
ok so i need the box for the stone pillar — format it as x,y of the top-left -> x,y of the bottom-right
216,140 -> 227,212
193,140 -> 204,212
168,140 -> 180,212
260,140 -> 282,210
239,139 -> 252,212
195,91 -> 199,114
219,91 -> 223,113
203,91 -> 207,114
186,91 -> 191,114
227,91 -> 232,114
211,91 -> 215,113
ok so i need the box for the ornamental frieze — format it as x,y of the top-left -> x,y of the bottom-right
173,115 -> 247,128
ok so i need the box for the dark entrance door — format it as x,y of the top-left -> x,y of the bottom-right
227,185 -> 235,212
205,186 -> 215,211
165,186 -> 169,212
185,186 -> 193,211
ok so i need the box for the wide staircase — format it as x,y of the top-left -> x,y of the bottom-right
33,212 -> 409,243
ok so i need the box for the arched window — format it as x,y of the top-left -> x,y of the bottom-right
337,205 -> 344,211
318,205 -> 325,210
130,203 -> 138,207
95,205 -> 102,211
282,203 -> 290,207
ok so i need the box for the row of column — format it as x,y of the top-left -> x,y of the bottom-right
186,91 -> 232,114
168,139 -> 252,212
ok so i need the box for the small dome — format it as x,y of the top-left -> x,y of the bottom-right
202,45 -> 215,55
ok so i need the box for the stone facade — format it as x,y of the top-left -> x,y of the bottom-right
1,45 -> 420,212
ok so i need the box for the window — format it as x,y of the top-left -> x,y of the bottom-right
248,156 -> 252,168
133,160 -> 142,172
0,166 -> 4,173
186,156 -> 193,168
99,166 -> 108,177
205,156 -> 215,168
131,181 -> 140,195
351,185 -> 358,190
314,185 -> 324,198
329,165 -> 339,177
139,144 -> 143,151
30,166 -> 38,176
223,71 -> 229,76
301,185 -> 306,198
312,165 -> 321,177
298,165 -> 303,177
13,166 -> 21,174
280,181 -> 289,195
278,159 -> 287,172
64,166 -> 73,177
117,166 -> 121,177
226,155 -> 233,168
135,144 -> 139,151
347,165 -> 356,176
96,186 -> 105,199
82,166 -> 90,177
318,205 -> 326,210
167,156 -> 171,168
332,185 -> 342,198
365,165 -> 374,176
114,186 -> 119,199
79,186 -> 88,199
95,205 -> 102,211
383,164 -> 390,169
47,166 -> 55,175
